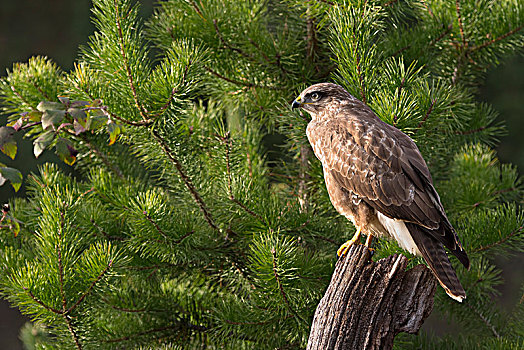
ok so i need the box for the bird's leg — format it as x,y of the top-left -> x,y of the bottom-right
337,227 -> 361,256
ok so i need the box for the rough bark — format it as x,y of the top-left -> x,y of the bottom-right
307,244 -> 437,350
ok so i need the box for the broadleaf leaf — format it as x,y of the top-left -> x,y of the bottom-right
33,131 -> 55,158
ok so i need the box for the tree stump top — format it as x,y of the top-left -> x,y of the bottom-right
307,245 -> 437,350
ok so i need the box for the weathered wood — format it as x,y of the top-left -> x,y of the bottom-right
307,244 -> 437,350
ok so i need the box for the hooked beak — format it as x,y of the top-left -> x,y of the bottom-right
291,97 -> 301,109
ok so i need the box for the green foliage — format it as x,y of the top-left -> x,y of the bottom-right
0,0 -> 523,349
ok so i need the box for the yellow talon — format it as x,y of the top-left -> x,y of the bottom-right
365,233 -> 374,247
337,227 -> 362,256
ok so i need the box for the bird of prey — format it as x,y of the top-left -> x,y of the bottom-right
292,83 -> 470,302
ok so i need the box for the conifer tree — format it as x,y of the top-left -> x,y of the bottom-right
0,0 -> 523,349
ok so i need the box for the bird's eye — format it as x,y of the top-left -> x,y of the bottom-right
310,92 -> 321,101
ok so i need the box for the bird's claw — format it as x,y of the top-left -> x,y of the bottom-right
337,237 -> 360,257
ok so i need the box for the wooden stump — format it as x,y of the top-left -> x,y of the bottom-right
307,244 -> 437,350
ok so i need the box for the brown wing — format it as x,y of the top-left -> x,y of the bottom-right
307,113 -> 469,268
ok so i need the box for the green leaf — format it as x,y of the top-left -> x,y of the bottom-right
8,117 -> 24,131
37,101 -> 65,112
0,166 -> 23,192
68,108 -> 88,134
27,111 -> 43,122
41,109 -> 66,130
89,114 -> 108,130
68,107 -> 87,121
33,131 -> 55,158
0,127 -> 17,160
107,121 -> 121,145
58,96 -> 70,105
55,137 -> 77,165
70,100 -> 89,108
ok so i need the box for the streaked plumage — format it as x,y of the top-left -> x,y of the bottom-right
292,83 -> 469,301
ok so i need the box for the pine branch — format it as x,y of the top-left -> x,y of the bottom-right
471,25 -> 524,53
456,126 -> 487,135
104,323 -> 208,343
143,211 -> 171,241
9,85 -> 33,108
64,315 -> 83,350
213,19 -> 255,61
204,66 -> 284,90
71,79 -> 152,127
58,204 -> 67,312
427,24 -> 453,50
76,132 -> 125,179
66,260 -> 113,314
90,219 -> 125,241
57,202 -> 83,349
247,38 -> 284,74
271,248 -> 305,325
223,133 -> 263,221
464,303 -> 500,338
188,0 -> 207,22
114,0 -> 150,122
151,128 -> 219,232
173,230 -> 196,244
30,78 -> 51,101
24,288 -> 62,314
455,0 -> 467,48
152,60 -> 191,118
416,98 -> 436,131
472,225 -> 523,253
420,0 -> 435,18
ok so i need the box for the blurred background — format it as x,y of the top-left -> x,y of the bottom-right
0,1 -> 522,349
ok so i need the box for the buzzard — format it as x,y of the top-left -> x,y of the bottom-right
292,83 -> 469,302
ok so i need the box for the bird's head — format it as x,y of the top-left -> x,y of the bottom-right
292,83 -> 355,119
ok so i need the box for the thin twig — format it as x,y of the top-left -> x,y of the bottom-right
63,315 -> 83,350
271,248 -> 306,325
56,204 -> 82,349
30,78 -> 51,101
108,110 -> 153,126
464,303 -> 500,338
76,132 -> 125,179
427,24 -> 453,49
90,219 -> 125,241
204,66 -> 284,90
174,230 -> 196,244
143,211 -> 170,240
472,226 -> 523,253
456,126 -> 487,135
153,61 -> 191,118
151,128 -> 219,231
420,0 -> 435,18
455,0 -> 467,48
188,0 -> 207,21
66,260 -> 113,314
24,288 -> 62,314
58,204 -> 67,312
224,314 -> 294,326
213,19 -> 254,60
416,98 -> 436,131
114,0 -> 149,121
223,133 -> 264,221
104,323 -> 208,343
10,85 -> 30,106
471,25 -> 524,52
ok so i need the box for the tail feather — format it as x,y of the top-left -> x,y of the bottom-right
406,222 -> 466,302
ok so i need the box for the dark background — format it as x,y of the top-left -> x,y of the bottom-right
0,1 -> 522,349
